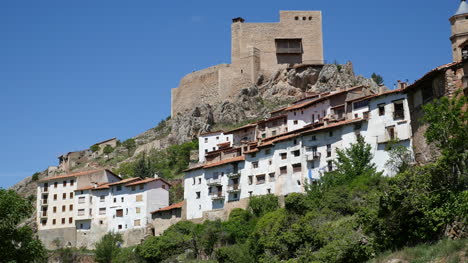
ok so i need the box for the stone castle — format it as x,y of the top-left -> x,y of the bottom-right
171,11 -> 324,116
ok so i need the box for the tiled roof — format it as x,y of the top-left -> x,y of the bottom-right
93,138 -> 117,145
38,169 -> 113,182
285,86 -> 365,111
203,156 -> 245,169
199,130 -> 225,136
404,62 -> 461,92
257,114 -> 287,124
124,177 -> 171,187
225,123 -> 257,134
150,201 -> 185,214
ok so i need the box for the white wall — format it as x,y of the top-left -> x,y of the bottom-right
199,133 -> 233,163
287,100 -> 330,132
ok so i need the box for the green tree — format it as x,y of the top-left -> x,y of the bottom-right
133,154 -> 153,178
122,138 -> 136,153
90,144 -> 100,153
31,172 -> 40,181
0,189 -> 47,263
94,232 -> 123,263
103,145 -> 114,155
371,73 -> 384,85
385,140 -> 413,175
248,194 -> 279,217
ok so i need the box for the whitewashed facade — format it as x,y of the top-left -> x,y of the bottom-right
199,131 -> 233,163
184,88 -> 413,219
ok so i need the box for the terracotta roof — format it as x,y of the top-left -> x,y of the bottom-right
93,137 -> 117,146
404,62 -> 461,92
150,201 -> 185,214
225,123 -> 257,134
257,114 -> 287,124
286,86 -> 365,111
217,142 -> 231,147
75,182 -> 109,191
204,156 -> 245,169
38,169 -> 115,182
124,177 -> 171,187
199,130 -> 225,136
269,106 -> 287,114
108,177 -> 141,186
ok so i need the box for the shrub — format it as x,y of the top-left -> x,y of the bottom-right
122,138 -> 136,152
371,73 -> 384,85
248,194 -> 279,217
94,233 -> 123,263
285,193 -> 309,215
31,172 -> 40,181
215,244 -> 254,263
90,144 -> 100,153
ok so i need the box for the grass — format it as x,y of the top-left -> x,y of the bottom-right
369,239 -> 467,263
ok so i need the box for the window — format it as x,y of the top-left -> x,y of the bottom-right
328,161 -> 333,172
116,209 -> 123,217
292,163 -> 302,173
192,177 -> 196,185
131,186 -> 136,191
269,160 -> 272,165
280,166 -> 287,175
63,181 -> 67,187
136,195 -> 143,202
275,39 -> 302,54
78,209 -> 85,216
69,217 -> 73,224
293,120 -> 298,125
378,104 -> 385,116
100,196 -> 105,202
292,150 -> 300,157
329,131 -> 333,137
54,182 -> 58,188
118,225 -> 122,230
52,219 -> 56,225
267,188 -> 271,194
280,152 -> 287,160
139,184 -> 144,190
54,194 -> 57,200
70,180 -> 74,186
251,153 -> 256,158
198,178 -> 202,184
262,133 -> 266,138
99,220 -> 103,225
208,186 -> 212,194
393,102 -> 404,120
196,192 -> 201,199
99,208 -> 106,215
69,192 -> 73,198
62,193 -> 66,200
134,219 -> 141,226
294,112 -> 296,116
41,219 -> 47,226
269,173 -> 276,182
78,196 -> 85,204
53,206 -> 57,213
272,130 -> 277,136
293,139 -> 298,145
327,144 -> 332,157
422,86 -> 434,102
311,135 -> 316,141
216,136 -> 219,140
116,185 -> 122,191
162,184 -> 166,189
204,138 -> 208,143
136,207 -> 141,214
62,205 -> 66,212
248,176 -> 253,185
226,137 -> 229,141
69,204 -> 73,211
301,110 -> 304,114
387,126 -> 396,140
249,191 -> 253,197
113,198 -> 116,203
252,162 -> 259,169
256,174 -> 266,184
354,99 -> 369,109
121,197 -> 124,202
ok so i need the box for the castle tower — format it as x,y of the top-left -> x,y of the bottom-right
450,0 -> 468,62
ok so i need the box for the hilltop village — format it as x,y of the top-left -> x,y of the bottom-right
34,4 -> 468,251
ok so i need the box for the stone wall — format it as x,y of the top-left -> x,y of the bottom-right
39,227 -> 77,250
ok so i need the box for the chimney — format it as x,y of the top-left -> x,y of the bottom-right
397,80 -> 408,90
232,17 -> 245,23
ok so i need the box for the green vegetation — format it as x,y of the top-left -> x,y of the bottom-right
371,73 -> 384,85
0,189 -> 47,263
114,140 -> 198,179
103,145 -> 114,155
122,138 -> 136,153
31,172 -> 40,181
94,233 -> 123,263
90,144 -> 100,153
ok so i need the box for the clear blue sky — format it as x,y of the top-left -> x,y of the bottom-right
0,0 -> 457,188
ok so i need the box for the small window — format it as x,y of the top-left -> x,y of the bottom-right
308,16 -> 312,20
269,160 -> 272,165
293,139 -> 298,145
302,16 -> 306,20
301,110 -> 304,114
99,208 -> 106,215
328,161 -> 333,172
54,194 -> 57,200
249,191 -> 253,197
192,177 -> 196,185
54,182 -> 58,188
100,196 -> 105,202
294,112 -> 297,116
62,205 -> 66,212
387,126 -> 396,140
295,16 -> 299,20
198,178 -> 202,184
329,131 -> 333,137
248,176 -> 253,185
256,174 -> 266,184
251,153 -> 256,158
62,193 -> 66,200
204,138 -> 208,143
131,186 -> 136,191
70,180 -> 74,186
378,104 -> 385,116
139,184 -> 144,190
269,173 -> 276,182
293,120 -> 298,125
99,220 -> 103,225
267,188 -> 271,194
252,161 -> 259,168
262,133 -> 266,138
311,135 -> 316,141
121,197 -> 124,202
280,152 -> 287,160
327,144 -> 332,157
113,198 -> 116,203
53,206 -> 57,213
118,225 -> 122,230
292,163 -> 302,173
116,185 -> 122,191
78,209 -> 85,216
292,150 -> 300,157
393,102 -> 405,120
196,192 -> 201,199
162,184 -> 166,189
116,209 -> 123,217
280,166 -> 287,175
136,195 -> 143,202
265,149 -> 271,155
272,130 -> 277,136
69,192 -> 73,198
69,204 -> 73,211
134,219 -> 141,227
69,217 -> 73,224
63,181 -> 67,187
136,207 -> 141,214
52,219 -> 56,225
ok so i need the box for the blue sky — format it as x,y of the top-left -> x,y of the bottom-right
0,0 -> 457,188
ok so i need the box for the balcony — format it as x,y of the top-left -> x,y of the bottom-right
227,172 -> 240,179
393,110 -> 405,120
40,211 -> 48,218
40,199 -> 49,206
42,187 -> 48,193
211,192 -> 225,200
227,184 -> 241,193
207,178 -> 222,186
306,152 -> 321,161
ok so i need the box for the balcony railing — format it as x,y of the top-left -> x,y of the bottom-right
227,172 -> 240,179
227,184 -> 241,193
207,178 -> 222,186
211,192 -> 225,200
306,152 -> 321,161
41,199 -> 48,206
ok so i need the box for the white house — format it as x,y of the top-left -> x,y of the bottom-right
198,131 -> 233,163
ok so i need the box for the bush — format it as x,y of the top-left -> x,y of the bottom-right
371,73 -> 384,85
215,244 -> 254,263
248,194 -> 279,217
285,193 -> 309,215
94,233 -> 123,263
112,247 -> 143,263
122,138 -> 136,152
31,172 -> 40,181
90,144 -> 100,153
